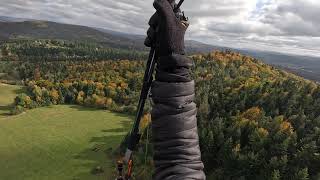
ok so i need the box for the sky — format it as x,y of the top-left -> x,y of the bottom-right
0,0 -> 319,57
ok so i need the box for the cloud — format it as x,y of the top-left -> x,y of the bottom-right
185,0 -> 320,56
0,0 -> 319,56
259,0 -> 320,37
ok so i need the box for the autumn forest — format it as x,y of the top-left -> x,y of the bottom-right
1,39 -> 320,179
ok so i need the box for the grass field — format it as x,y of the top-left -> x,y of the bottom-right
0,83 -> 132,180
0,83 -> 24,117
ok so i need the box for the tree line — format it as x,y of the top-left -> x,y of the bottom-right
8,60 -> 148,116
0,39 -> 147,61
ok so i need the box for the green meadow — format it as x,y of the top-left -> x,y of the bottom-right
0,83 -> 131,180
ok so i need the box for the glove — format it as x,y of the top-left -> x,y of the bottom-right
144,0 -> 189,57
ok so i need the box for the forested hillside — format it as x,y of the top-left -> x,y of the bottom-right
1,50 -> 319,179
0,40 -> 147,61
194,52 -> 320,179
0,20 -> 144,50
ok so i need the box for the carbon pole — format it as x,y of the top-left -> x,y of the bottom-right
174,0 -> 185,11
124,47 -> 156,164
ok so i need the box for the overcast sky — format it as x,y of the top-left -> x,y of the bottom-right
0,0 -> 319,57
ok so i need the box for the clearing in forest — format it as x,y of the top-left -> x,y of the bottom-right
0,83 -> 131,180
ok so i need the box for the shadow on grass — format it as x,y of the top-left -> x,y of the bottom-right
68,105 -> 135,119
12,87 -> 26,95
68,105 -> 103,112
101,128 -> 127,133
73,119 -> 131,180
0,105 -> 11,116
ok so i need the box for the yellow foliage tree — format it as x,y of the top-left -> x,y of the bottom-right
140,113 -> 151,130
241,107 -> 263,122
105,98 -> 113,108
50,89 -> 59,104
76,91 -> 85,105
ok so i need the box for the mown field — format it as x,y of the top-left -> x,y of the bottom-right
0,83 -> 23,116
0,83 -> 131,180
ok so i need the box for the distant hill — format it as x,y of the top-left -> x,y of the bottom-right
0,20 -> 220,53
0,16 -> 33,22
0,16 -> 319,82
0,21 -> 143,50
95,27 -> 225,54
241,49 -> 320,83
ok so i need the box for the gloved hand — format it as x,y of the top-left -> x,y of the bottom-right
144,0 -> 189,56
